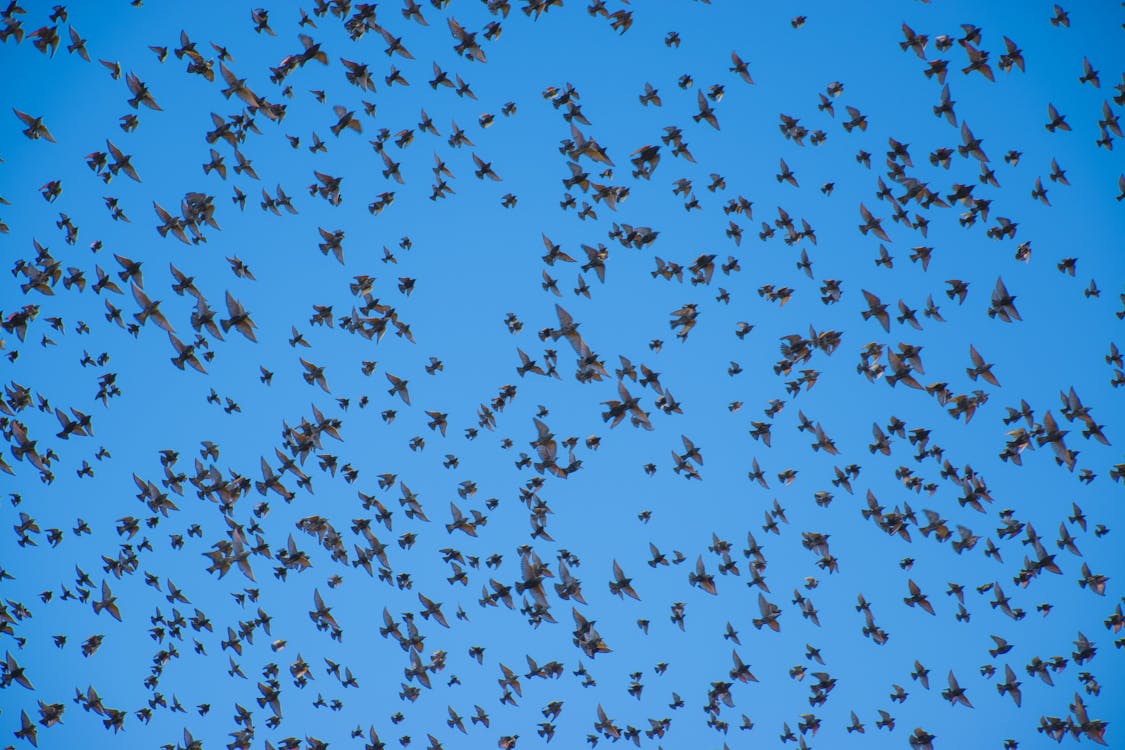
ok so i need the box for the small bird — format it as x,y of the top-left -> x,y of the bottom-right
13,109 -> 56,142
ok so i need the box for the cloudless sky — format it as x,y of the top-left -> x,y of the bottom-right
1,0 -> 1124,748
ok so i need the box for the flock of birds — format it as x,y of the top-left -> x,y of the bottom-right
0,1 -> 1123,749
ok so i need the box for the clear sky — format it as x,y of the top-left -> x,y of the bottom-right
1,1 -> 1123,748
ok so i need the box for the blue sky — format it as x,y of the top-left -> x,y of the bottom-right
1,0 -> 1124,748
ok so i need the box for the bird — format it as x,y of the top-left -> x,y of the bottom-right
13,109 -> 56,142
